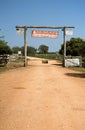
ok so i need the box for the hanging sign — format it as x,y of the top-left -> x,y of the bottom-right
31,30 -> 59,38
16,30 -> 24,34
65,30 -> 73,35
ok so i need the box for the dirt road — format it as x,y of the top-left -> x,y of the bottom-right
0,58 -> 85,130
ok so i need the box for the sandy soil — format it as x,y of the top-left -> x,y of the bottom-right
0,58 -> 85,130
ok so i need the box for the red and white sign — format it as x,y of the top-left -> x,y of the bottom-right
31,30 -> 59,38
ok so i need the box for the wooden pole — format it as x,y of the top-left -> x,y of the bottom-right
63,27 -> 66,67
16,26 -> 74,29
24,26 -> 27,67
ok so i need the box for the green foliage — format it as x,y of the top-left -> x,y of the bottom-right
38,45 -> 49,54
0,40 -> 12,55
36,53 -> 56,60
12,46 -> 22,54
80,41 -> 85,57
82,57 -> 85,67
20,46 -> 36,56
59,37 -> 85,56
27,46 -> 37,56
59,37 -> 85,67
59,44 -> 64,55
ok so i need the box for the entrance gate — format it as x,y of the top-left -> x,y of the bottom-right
16,25 -> 74,67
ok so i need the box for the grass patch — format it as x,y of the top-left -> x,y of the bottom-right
0,59 -> 25,73
36,53 -> 57,60
0,66 -> 8,72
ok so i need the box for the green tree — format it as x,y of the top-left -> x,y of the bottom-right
27,46 -> 36,56
0,40 -> 12,55
12,46 -> 22,54
21,46 -> 36,56
38,45 -> 49,54
59,37 -> 85,56
80,41 -> 85,56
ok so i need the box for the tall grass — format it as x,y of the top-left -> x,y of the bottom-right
36,53 -> 56,60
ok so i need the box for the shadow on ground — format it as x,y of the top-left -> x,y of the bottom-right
52,63 -> 63,67
65,73 -> 85,78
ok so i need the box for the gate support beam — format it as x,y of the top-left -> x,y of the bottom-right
24,26 -> 27,67
63,27 -> 66,67
16,25 -> 75,67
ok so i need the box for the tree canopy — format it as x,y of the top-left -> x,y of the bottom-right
59,37 -> 85,56
38,45 -> 49,54
12,46 -> 22,54
12,46 -> 37,56
13,46 -> 36,56
0,40 -> 12,55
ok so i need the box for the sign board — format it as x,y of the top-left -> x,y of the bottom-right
16,30 -> 24,34
65,58 -> 80,67
18,51 -> 21,55
31,30 -> 59,38
65,30 -> 73,35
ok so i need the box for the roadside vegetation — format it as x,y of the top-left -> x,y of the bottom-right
0,37 -> 85,72
59,37 -> 85,67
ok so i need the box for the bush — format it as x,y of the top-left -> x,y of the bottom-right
0,40 -> 12,55
82,57 -> 85,68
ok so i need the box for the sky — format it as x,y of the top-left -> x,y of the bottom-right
0,0 -> 85,52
